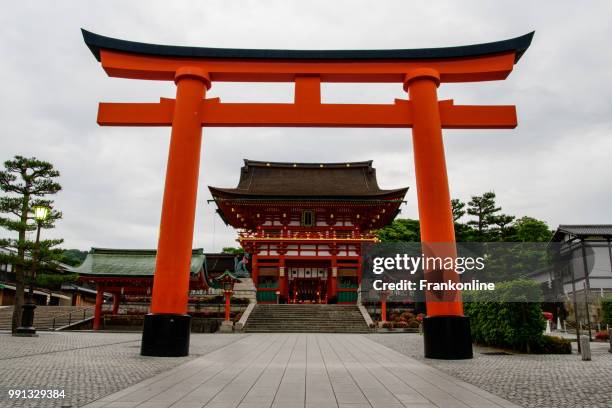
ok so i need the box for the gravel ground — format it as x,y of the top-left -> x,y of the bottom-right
0,331 -> 247,408
366,332 -> 612,408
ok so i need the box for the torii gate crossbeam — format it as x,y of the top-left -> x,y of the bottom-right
82,29 -> 533,359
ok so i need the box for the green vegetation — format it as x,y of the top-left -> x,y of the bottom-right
377,191 -> 553,243
601,298 -> 612,326
222,246 -> 244,255
464,279 -> 569,354
35,272 -> 78,290
0,155 -> 63,332
57,248 -> 88,266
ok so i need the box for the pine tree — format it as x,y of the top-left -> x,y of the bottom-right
451,198 -> 466,222
467,192 -> 501,240
0,156 -> 62,332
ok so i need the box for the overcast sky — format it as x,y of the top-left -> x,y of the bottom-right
1,1 -> 611,251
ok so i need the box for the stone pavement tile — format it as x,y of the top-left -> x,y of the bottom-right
305,335 -> 337,408
76,333 -> 531,408
339,336 -> 431,406
368,333 -> 612,408
350,335 -> 518,408
176,337 -> 279,407
271,335 -> 307,408
199,335 -> 290,407
99,334 -> 272,407
0,332 -> 246,408
238,335 -> 298,407
317,336 -> 369,406
353,335 -> 522,408
324,335 -> 405,408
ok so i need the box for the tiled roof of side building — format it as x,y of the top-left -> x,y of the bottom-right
552,225 -> 612,241
209,159 -> 408,199
75,248 -> 205,277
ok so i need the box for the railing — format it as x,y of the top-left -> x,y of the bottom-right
338,283 -> 359,289
51,307 -> 93,330
238,231 -> 378,241
257,282 -> 279,289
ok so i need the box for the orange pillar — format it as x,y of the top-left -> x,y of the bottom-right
405,68 -> 472,359
112,294 -> 120,315
141,67 -> 210,357
329,256 -> 338,300
93,286 -> 103,331
381,294 -> 387,322
279,256 -> 287,302
252,254 -> 259,286
225,293 -> 231,321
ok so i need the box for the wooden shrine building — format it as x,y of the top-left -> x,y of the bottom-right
76,248 -> 216,330
210,159 -> 408,304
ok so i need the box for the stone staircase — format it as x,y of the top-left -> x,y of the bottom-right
243,304 -> 370,333
232,278 -> 257,304
0,306 -> 94,331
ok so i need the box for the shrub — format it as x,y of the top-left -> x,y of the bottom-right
532,335 -> 571,354
400,311 -> 415,321
601,299 -> 612,326
464,279 -> 546,353
394,321 -> 408,329
595,330 -> 610,341
382,322 -> 393,330
407,319 -> 420,329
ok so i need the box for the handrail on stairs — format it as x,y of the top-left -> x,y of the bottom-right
51,307 -> 94,330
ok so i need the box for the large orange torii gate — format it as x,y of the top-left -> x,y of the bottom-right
82,29 -> 533,358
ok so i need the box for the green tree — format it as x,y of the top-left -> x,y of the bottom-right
222,246 -> 244,255
376,218 -> 420,242
0,156 -> 62,332
487,213 -> 516,241
58,248 -> 88,266
451,198 -> 466,222
467,192 -> 501,240
511,216 -> 553,242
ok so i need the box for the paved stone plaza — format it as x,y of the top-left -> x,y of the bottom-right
1,331 -> 610,408
368,333 -> 612,408
0,331 -> 246,408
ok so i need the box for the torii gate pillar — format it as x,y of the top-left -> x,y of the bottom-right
141,68 -> 210,357
406,69 -> 471,358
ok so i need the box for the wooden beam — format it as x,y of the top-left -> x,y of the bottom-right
97,98 -> 516,129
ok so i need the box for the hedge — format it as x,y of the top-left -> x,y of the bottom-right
602,299 -> 612,326
464,279 -> 548,353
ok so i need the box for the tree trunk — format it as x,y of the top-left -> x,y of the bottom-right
11,192 -> 29,333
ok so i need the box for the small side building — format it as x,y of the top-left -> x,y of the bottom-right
76,248 -> 208,329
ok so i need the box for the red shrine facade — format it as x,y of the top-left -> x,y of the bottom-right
210,160 -> 408,304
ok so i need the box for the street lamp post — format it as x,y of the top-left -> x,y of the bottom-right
15,205 -> 50,337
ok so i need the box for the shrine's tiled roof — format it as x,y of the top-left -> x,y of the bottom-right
75,248 -> 205,277
209,160 -> 408,200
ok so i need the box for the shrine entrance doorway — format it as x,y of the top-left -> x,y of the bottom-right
287,264 -> 329,304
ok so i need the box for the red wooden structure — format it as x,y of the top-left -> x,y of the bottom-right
82,29 -> 533,358
210,160 -> 407,304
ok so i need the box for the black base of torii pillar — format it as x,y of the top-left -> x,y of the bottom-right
423,316 -> 473,359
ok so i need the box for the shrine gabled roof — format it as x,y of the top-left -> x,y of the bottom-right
551,225 -> 612,242
74,248 -> 205,277
209,160 -> 408,200
82,29 -> 534,64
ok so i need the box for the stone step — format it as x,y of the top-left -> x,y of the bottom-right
244,304 -> 370,333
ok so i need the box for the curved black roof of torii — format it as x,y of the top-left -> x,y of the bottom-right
82,29 -> 534,64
